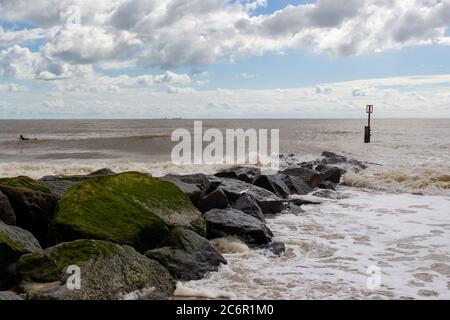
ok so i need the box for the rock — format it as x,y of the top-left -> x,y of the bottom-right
281,203 -> 305,215
0,191 -> 15,225
321,151 -> 367,170
197,189 -> 229,213
0,291 -> 23,300
318,181 -> 337,190
0,176 -> 52,194
39,171 -> 116,199
281,167 -> 322,187
312,189 -> 343,200
317,166 -> 343,184
87,168 -> 115,176
321,151 -> 339,158
160,175 -> 202,205
281,175 -> 313,195
0,221 -> 42,290
231,193 -> 265,222
0,178 -> 59,246
254,241 -> 286,256
253,174 -> 290,198
204,208 -> 273,245
51,172 -> 206,252
16,239 -> 174,300
210,177 -> 285,215
215,167 -> 260,183
145,227 -> 226,281
173,173 -> 211,192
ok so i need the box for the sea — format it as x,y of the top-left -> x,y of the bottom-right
0,119 -> 449,299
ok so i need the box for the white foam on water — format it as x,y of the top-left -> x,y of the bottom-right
174,282 -> 235,299
0,160 -> 233,179
344,164 -> 450,196
177,187 -> 450,300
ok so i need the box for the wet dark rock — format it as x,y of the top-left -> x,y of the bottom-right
0,183 -> 58,246
175,173 -> 211,191
210,177 -> 285,215
321,151 -> 367,170
145,227 -> 226,281
318,181 -> 337,190
231,193 -> 265,222
281,203 -> 305,215
312,189 -> 344,200
281,167 -> 321,187
198,188 -> 229,213
318,166 -> 344,184
253,174 -> 290,198
204,208 -> 273,245
281,175 -> 313,195
161,174 -> 202,205
254,241 -> 286,256
0,191 -> 16,225
215,167 -> 261,183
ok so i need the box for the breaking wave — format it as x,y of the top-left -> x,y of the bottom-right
0,160 -> 232,179
344,165 -> 450,196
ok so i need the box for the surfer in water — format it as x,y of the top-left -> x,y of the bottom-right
18,135 -> 36,141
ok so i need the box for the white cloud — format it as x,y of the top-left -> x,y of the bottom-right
167,86 -> 196,94
1,0 -> 450,72
2,74 -> 449,118
0,82 -> 28,92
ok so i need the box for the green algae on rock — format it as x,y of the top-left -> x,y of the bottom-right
16,239 -> 175,300
0,177 -> 52,194
51,172 -> 206,252
0,221 -> 42,290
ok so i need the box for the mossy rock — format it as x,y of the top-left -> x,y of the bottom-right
0,221 -> 42,290
51,172 -> 205,252
16,239 -> 175,300
145,227 -> 226,281
0,177 -> 51,194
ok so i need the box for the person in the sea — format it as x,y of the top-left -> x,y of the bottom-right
18,135 -> 36,141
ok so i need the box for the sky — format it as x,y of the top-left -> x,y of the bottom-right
1,0 -> 450,119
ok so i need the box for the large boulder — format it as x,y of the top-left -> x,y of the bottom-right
281,175 -> 312,195
316,166 -> 344,184
0,177 -> 59,245
50,172 -> 205,252
204,208 -> 273,245
209,177 -> 285,215
321,151 -> 367,171
16,239 -> 174,300
231,193 -> 265,222
39,169 -> 116,198
281,167 -> 322,187
0,221 -> 42,290
253,174 -> 291,198
145,227 -> 226,281
197,188 -> 229,213
0,191 -> 15,225
215,167 -> 260,183
160,175 -> 202,205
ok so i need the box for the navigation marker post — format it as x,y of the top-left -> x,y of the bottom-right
364,105 -> 373,143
